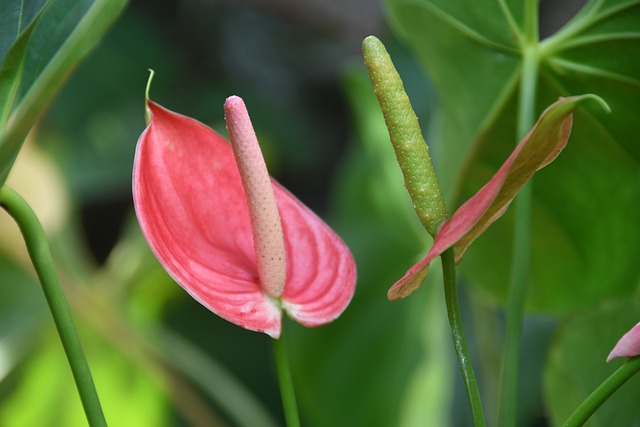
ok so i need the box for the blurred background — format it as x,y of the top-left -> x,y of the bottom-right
3,1 -> 638,427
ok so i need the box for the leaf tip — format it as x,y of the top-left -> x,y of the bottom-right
144,69 -> 156,124
563,94 -> 610,114
388,263 -> 430,301
581,94 -> 610,114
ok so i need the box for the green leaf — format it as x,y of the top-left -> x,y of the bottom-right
0,0 -> 48,64
0,331 -> 169,427
386,0 -> 640,313
0,2 -> 47,128
0,0 -> 128,185
543,297 -> 640,426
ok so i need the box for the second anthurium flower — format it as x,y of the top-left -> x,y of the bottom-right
362,36 -> 608,301
133,74 -> 356,339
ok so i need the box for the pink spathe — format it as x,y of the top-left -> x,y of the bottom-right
607,323 -> 640,362
133,99 -> 356,339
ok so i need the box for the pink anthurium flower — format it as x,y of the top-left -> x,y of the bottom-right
133,92 -> 356,339
388,95 -> 607,300
607,323 -> 640,362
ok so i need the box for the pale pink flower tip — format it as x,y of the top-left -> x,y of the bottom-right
607,322 -> 640,362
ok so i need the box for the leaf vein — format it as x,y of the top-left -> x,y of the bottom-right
540,0 -> 640,56
17,0 -> 26,37
543,70 -> 640,170
560,31 -> 640,49
396,0 -> 518,54
450,67 -> 521,205
548,58 -> 640,88
496,0 -> 523,45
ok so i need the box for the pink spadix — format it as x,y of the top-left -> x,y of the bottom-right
133,95 -> 356,339
607,323 -> 640,362
224,96 -> 286,299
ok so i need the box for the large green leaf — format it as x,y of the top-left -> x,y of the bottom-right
543,296 -> 640,426
0,0 -> 129,184
386,0 -> 640,313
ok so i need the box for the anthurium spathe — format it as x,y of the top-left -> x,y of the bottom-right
133,90 -> 356,339
388,95 -> 608,300
607,323 -> 640,362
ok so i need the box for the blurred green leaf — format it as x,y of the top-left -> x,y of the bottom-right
40,9 -> 182,202
386,0 -> 640,313
288,66 -> 454,427
0,330 -> 168,427
0,256 -> 46,386
0,0 -> 128,184
0,257 -> 43,333
543,296 -> 640,426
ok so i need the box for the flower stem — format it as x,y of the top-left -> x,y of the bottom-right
273,328 -> 301,427
0,186 -> 107,427
561,356 -> 640,427
441,248 -> 486,427
498,16 -> 540,425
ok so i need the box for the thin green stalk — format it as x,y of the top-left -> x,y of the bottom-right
561,357 -> 640,427
273,328 -> 301,427
497,181 -> 532,427
498,18 -> 540,426
0,186 -> 107,427
441,248 -> 486,427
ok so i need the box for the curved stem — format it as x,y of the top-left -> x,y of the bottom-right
441,248 -> 486,427
561,356 -> 640,427
0,186 -> 107,427
273,328 -> 301,427
498,31 -> 540,427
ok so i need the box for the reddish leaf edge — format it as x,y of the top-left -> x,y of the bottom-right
388,94 -> 608,301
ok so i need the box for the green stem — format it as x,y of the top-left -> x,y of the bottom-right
497,181 -> 532,427
561,357 -> 640,427
273,328 -> 301,427
441,248 -> 486,427
498,23 -> 540,427
0,186 -> 107,427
